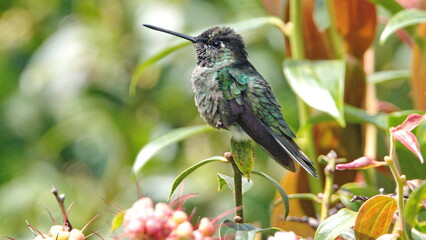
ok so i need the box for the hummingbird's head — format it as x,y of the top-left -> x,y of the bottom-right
143,25 -> 248,67
193,26 -> 247,67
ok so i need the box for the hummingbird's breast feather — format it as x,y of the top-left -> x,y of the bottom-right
191,65 -> 231,129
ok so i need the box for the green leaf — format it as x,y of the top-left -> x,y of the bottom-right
406,181 -> 426,233
380,9 -> 426,44
354,195 -> 397,240
110,211 -> 125,232
217,173 -> 254,194
344,105 -> 388,130
308,104 -> 387,130
219,220 -> 281,240
367,70 -> 411,85
230,139 -> 255,179
131,17 -> 285,94
283,59 -> 346,126
366,0 -> 403,15
314,208 -> 357,240
252,170 -> 289,220
338,182 -> 380,198
168,156 -> 228,199
133,125 -> 214,174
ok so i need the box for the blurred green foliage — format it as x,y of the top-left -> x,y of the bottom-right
0,0 -> 422,238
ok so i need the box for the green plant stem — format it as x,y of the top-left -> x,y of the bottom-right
320,155 -> 336,221
226,153 -> 244,222
289,0 -> 323,198
325,0 -> 344,59
386,135 -> 408,240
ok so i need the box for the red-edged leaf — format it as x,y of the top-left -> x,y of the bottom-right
336,157 -> 387,170
391,113 -> 424,132
390,114 -> 425,163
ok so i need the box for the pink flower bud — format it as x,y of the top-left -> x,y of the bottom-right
155,202 -> 173,220
124,218 -> 144,236
175,221 -> 193,238
145,218 -> 162,235
172,210 -> 188,225
197,218 -> 215,236
69,229 -> 85,240
133,197 -> 154,210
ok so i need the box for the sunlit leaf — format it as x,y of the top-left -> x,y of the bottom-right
367,70 -> 411,85
219,220 -> 281,240
217,173 -> 253,194
111,211 -> 125,232
380,9 -> 426,44
168,156 -> 228,199
283,59 -> 346,126
133,125 -> 214,174
252,170 -> 289,220
405,181 -> 426,233
390,114 -> 425,163
314,208 -> 357,240
354,195 -> 397,240
336,156 -> 387,170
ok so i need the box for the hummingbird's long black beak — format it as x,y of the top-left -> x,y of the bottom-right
143,24 -> 196,43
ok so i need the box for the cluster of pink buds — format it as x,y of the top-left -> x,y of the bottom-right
32,225 -> 85,240
122,197 -> 215,240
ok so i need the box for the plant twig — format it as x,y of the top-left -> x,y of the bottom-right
320,151 -> 336,221
386,134 -> 408,240
225,152 -> 244,223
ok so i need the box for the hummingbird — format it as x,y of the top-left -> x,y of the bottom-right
143,24 -> 317,178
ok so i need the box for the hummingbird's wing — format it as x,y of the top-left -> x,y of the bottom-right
220,65 -> 317,178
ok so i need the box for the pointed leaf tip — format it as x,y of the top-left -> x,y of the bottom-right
390,114 -> 425,164
336,157 -> 388,170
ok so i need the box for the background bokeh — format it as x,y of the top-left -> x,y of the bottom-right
0,0 -> 418,238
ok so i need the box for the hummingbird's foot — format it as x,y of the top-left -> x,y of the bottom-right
215,121 -> 224,129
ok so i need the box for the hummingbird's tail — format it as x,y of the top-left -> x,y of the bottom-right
236,110 -> 318,178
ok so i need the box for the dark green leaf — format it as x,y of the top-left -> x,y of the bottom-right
133,125 -> 214,174
309,104 -> 387,130
338,182 -> 379,198
252,170 -> 289,220
230,139 -> 254,179
168,156 -> 228,199
366,0 -> 403,15
314,208 -> 357,240
380,9 -> 426,44
283,60 -> 346,126
344,105 -> 387,130
216,173 -> 254,193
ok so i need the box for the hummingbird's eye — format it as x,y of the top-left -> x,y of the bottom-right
212,40 -> 222,48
